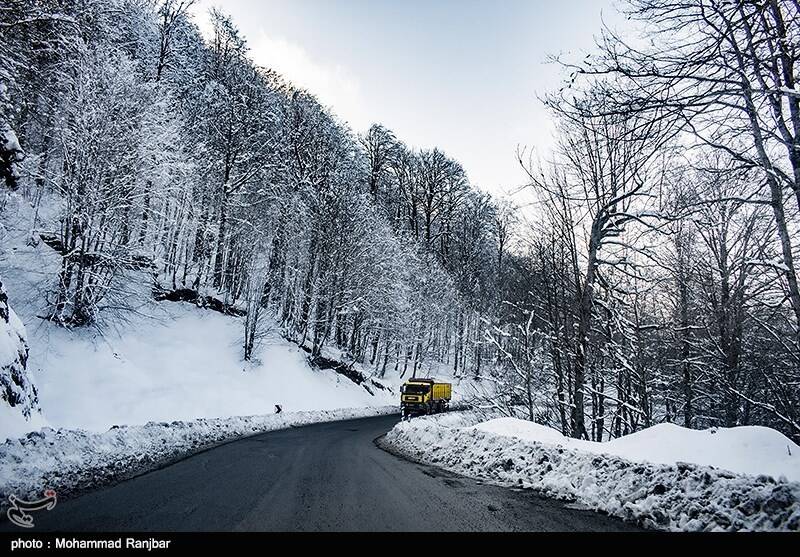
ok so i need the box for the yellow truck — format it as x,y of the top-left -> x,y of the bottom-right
400,378 -> 452,418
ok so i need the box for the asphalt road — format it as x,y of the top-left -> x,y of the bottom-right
9,415 -> 641,532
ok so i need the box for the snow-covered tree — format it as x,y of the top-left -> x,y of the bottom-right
0,276 -> 37,419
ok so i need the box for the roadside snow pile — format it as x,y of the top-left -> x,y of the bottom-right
383,413 -> 800,531
0,406 -> 397,511
474,418 -> 800,482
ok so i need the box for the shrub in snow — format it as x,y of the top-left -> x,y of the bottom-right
383,413 -> 800,532
0,276 -> 38,418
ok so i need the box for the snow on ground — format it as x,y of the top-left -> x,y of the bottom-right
0,406 -> 396,511
0,405 -> 47,443
383,413 -> 800,531
4,303 -> 395,439
473,418 -> 800,482
0,301 -> 396,440
0,191 -> 396,441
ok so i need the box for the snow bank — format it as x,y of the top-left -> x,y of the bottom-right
383,413 -> 800,531
473,418 -> 800,482
1,405 -> 397,512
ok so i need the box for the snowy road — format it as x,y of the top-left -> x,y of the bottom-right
8,415 -> 640,532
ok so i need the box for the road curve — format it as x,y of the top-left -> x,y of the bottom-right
12,415 -> 640,532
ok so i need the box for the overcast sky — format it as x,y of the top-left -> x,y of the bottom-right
192,0 -> 628,198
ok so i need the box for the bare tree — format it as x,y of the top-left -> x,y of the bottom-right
522,88 -> 672,438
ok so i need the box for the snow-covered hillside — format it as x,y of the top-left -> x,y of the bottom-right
3,303 -> 397,440
0,192 -> 403,441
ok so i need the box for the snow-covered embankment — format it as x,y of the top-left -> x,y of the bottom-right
382,413 -> 800,531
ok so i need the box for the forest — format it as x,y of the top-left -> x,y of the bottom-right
1,0 -> 798,443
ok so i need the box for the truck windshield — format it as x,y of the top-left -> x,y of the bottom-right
403,384 -> 430,395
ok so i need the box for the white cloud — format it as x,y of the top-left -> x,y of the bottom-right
191,3 -> 370,132
250,31 -> 370,131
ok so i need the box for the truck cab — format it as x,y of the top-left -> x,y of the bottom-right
401,378 -> 451,418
